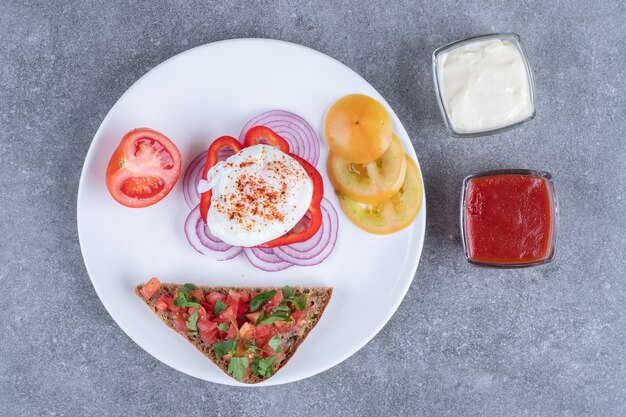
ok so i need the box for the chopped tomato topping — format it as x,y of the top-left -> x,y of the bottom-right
139,277 -> 161,300
239,322 -> 256,340
265,290 -> 284,311
273,320 -> 293,333
199,320 -> 218,345
156,293 -> 173,312
246,311 -> 261,323
188,305 -> 207,321
291,308 -> 308,325
238,291 -> 251,304
139,278 -> 311,381
191,288 -> 204,301
207,291 -> 226,304
226,323 -> 238,340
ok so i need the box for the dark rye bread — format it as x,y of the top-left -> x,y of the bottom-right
135,283 -> 332,384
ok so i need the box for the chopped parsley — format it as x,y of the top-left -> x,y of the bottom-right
186,307 -> 199,332
214,299 -> 227,314
281,285 -> 295,298
249,290 -> 276,312
251,355 -> 276,377
173,284 -> 201,308
256,310 -> 293,326
228,357 -> 249,382
213,339 -> 236,357
268,336 -> 283,353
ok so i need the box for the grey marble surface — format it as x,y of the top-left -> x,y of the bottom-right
1,1 -> 625,416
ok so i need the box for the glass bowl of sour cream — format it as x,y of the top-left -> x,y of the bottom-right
432,33 -> 536,137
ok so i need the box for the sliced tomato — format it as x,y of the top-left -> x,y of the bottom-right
328,134 -> 407,204
106,128 -> 181,208
139,277 -> 161,300
339,155 -> 423,234
324,94 -> 393,163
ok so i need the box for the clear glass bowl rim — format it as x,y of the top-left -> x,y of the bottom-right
432,33 -> 537,138
459,169 -> 559,268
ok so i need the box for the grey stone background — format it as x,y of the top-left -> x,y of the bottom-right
1,0 -> 624,416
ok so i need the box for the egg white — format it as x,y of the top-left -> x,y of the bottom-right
198,144 -> 313,247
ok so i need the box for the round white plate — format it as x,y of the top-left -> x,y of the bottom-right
77,39 -> 426,386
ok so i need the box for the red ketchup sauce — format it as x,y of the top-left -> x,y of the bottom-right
463,173 -> 556,266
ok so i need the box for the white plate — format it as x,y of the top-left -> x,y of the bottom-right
77,39 -> 426,386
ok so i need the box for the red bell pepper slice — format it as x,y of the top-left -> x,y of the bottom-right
242,126 -> 290,153
199,136 -> 242,222
198,128 -> 323,248
260,154 -> 323,248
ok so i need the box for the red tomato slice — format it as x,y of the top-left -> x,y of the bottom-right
106,128 -> 181,208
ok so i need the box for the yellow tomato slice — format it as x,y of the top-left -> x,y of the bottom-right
324,94 -> 393,163
339,155 -> 423,234
328,134 -> 407,204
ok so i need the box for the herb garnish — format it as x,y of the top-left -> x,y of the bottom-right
186,307 -> 199,332
268,336 -> 283,353
214,299 -> 227,314
249,290 -> 276,312
173,284 -> 201,308
251,355 -> 276,377
255,310 -> 293,325
212,339 -> 236,357
228,357 -> 249,382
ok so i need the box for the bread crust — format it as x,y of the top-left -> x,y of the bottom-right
135,283 -> 332,384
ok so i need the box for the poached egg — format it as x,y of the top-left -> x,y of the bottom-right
198,144 -> 313,247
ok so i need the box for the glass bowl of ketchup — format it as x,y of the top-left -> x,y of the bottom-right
460,169 -> 558,268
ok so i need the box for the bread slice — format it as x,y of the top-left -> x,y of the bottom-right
135,281 -> 332,384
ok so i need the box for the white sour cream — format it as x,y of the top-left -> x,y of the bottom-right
436,38 -> 533,134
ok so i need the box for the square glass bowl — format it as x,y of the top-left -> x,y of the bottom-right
432,33 -> 536,138
460,169 -> 558,268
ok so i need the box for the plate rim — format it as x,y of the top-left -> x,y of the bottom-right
76,37 -> 426,386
